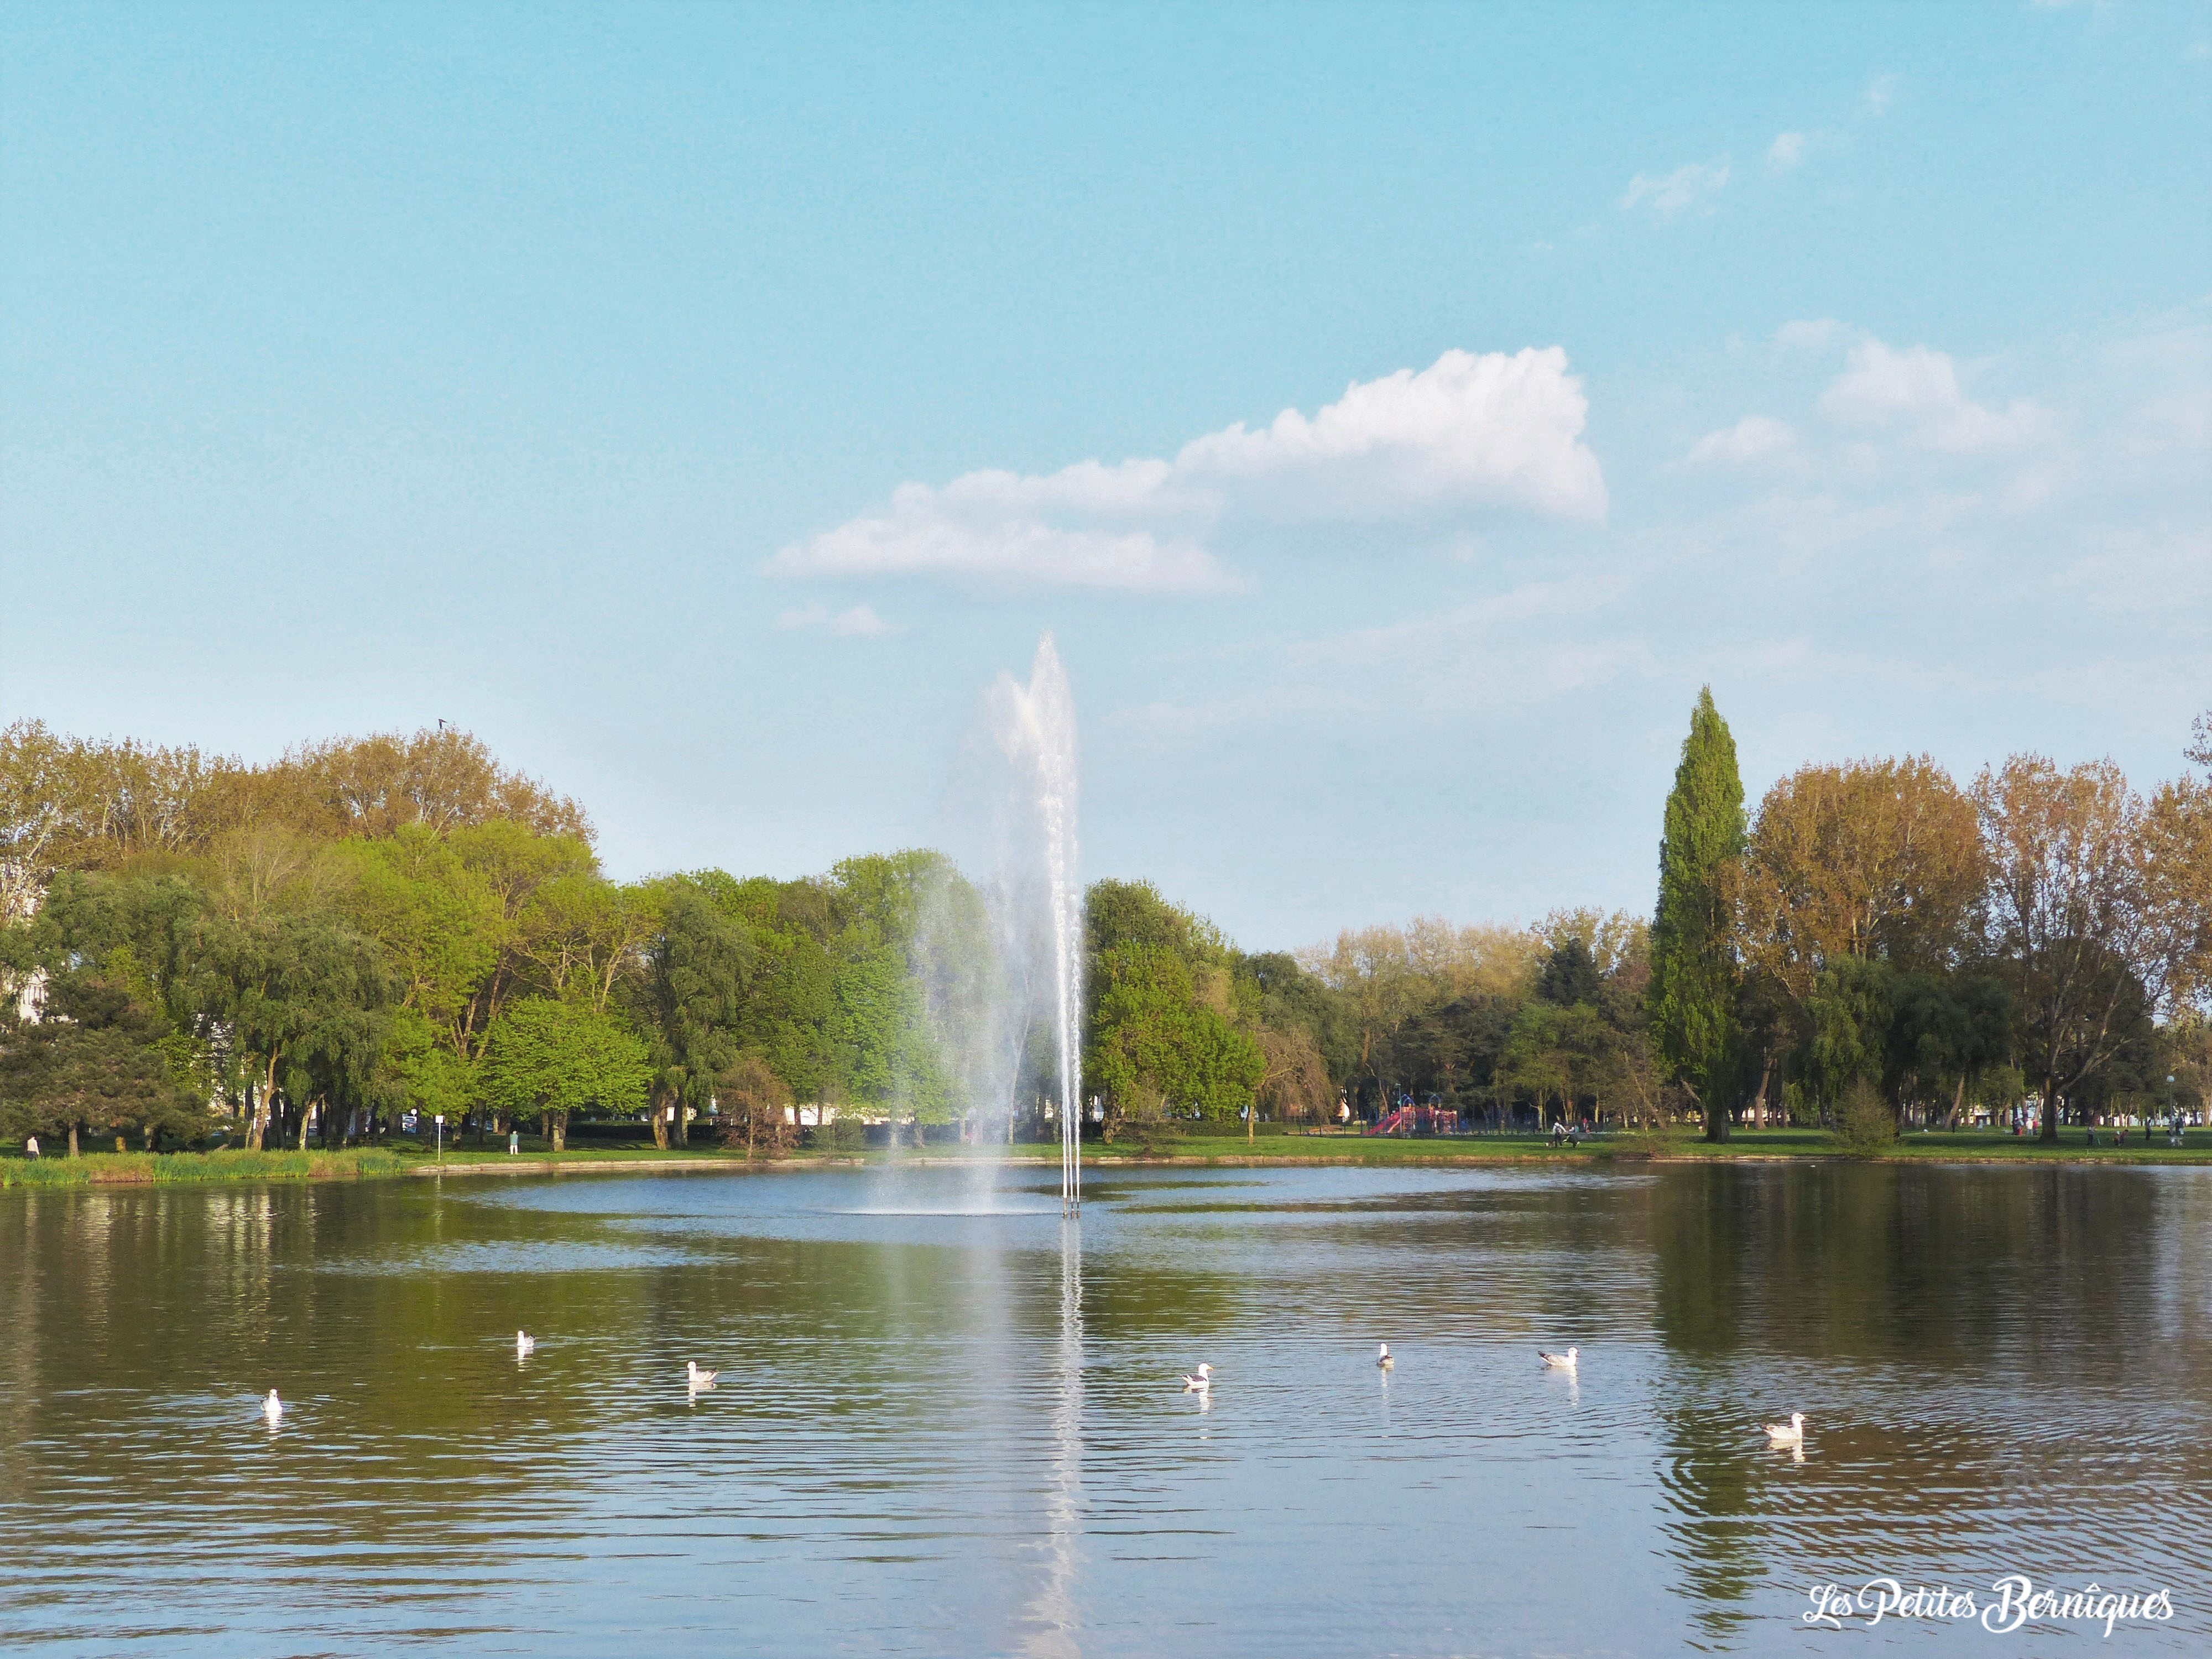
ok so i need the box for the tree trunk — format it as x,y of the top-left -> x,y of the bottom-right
1703,1087 -> 1730,1144
674,1104 -> 688,1147
651,1103 -> 670,1150
2039,1071 -> 2060,1144
552,1110 -> 567,1154
67,1123 -> 80,1157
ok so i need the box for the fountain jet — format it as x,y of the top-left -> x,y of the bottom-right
988,635 -> 1084,1213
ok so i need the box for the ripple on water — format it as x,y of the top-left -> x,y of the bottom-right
3,1161 -> 2209,1656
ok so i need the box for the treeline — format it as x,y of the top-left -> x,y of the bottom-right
1648,695 -> 2212,1143
0,721 -> 994,1154
3,703 -> 2208,1156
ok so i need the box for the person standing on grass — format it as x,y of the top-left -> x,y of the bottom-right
509,1129 -> 520,1156
25,1136 -> 37,1160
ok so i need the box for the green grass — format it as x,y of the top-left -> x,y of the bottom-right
0,1146 -> 408,1188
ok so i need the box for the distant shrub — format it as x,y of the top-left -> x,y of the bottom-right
1834,1080 -> 1897,1156
822,1114 -> 867,1155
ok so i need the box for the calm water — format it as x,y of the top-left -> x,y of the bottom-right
3,1161 -> 2209,1657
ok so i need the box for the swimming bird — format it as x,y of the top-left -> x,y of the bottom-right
1538,1346 -> 1579,1370
1764,1412 -> 1807,1447
1376,1343 -> 1394,1370
263,1389 -> 283,1423
686,1361 -> 719,1387
1181,1363 -> 1212,1392
516,1331 -> 535,1357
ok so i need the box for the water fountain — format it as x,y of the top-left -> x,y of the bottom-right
984,634 -> 1084,1215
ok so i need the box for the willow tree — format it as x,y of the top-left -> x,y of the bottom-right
1652,688 -> 1746,1141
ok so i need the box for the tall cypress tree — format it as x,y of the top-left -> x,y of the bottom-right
1651,686 -> 1746,1141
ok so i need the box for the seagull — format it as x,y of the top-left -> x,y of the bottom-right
1764,1412 -> 1807,1447
1181,1363 -> 1212,1392
515,1331 -> 535,1357
263,1389 -> 283,1423
1538,1346 -> 1579,1370
686,1361 -> 719,1388
1376,1343 -> 1394,1370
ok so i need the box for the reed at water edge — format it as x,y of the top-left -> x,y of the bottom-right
0,1147 -> 407,1188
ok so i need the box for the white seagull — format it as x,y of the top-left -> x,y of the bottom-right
1764,1412 -> 1807,1447
1376,1343 -> 1394,1370
1538,1346 -> 1579,1370
515,1331 -> 535,1357
1181,1363 -> 1212,1393
686,1361 -> 719,1388
262,1389 -> 283,1423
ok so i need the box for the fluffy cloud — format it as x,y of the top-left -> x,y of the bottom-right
1619,157 -> 1730,217
1767,131 -> 1807,170
776,602 -> 893,637
1863,73 -> 1898,115
770,348 -> 1608,591
1818,340 -> 2055,453
1688,415 -> 1797,466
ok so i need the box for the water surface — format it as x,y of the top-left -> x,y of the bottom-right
3,1161 -> 2207,1655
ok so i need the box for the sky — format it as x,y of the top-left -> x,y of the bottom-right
4,1 -> 2209,950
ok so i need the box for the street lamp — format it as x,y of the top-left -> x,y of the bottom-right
435,1113 -> 445,1161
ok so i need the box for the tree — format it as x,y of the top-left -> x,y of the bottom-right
1537,936 -> 1604,1009
636,883 -> 755,1148
2145,711 -> 2212,1015
212,910 -> 394,1150
1729,757 -> 1986,999
1087,944 -> 1262,1122
1249,1022 -> 1332,1136
1975,755 -> 2162,1144
0,977 -> 201,1154
1651,687 -> 1746,1141
715,1051 -> 794,1155
477,998 -> 650,1152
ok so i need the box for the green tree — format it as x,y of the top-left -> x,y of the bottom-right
1652,687 -> 1747,1141
1087,943 -> 1262,1122
0,976 -> 201,1154
478,998 -> 650,1152
635,882 -> 755,1147
212,910 -> 394,1150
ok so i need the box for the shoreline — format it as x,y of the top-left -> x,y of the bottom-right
6,1132 -> 2211,1189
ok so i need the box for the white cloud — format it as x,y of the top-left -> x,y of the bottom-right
1619,156 -> 1730,217
770,348 -> 1608,591
776,602 -> 893,637
1776,317 -> 1848,353
1767,132 -> 1807,170
1863,73 -> 1899,115
1818,339 -> 2055,453
1687,416 -> 1797,466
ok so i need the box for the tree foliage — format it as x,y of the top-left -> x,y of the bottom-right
1651,687 -> 1746,1138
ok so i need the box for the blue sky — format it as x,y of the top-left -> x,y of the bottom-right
5,1 -> 2208,948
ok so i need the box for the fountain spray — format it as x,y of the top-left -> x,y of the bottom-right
990,634 -> 1083,1214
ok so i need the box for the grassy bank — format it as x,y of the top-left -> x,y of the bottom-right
6,1128 -> 2209,1190
0,1146 -> 408,1188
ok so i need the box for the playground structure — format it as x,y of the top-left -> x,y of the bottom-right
1363,1104 -> 1463,1137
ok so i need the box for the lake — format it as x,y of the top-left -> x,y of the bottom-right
3,1161 -> 2208,1656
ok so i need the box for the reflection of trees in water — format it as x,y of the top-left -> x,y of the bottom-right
1646,1162 -> 2212,1644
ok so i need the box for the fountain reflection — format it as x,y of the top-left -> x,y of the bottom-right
1022,1218 -> 1084,1657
